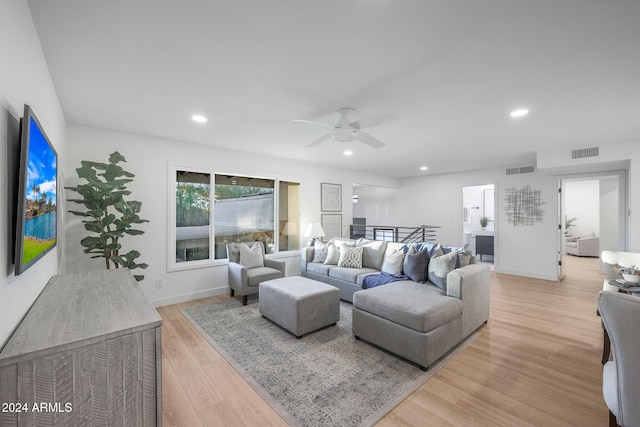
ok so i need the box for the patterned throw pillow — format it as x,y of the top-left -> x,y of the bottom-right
313,241 -> 328,263
428,248 -> 458,291
240,243 -> 264,269
381,249 -> 404,275
324,244 -> 340,265
337,246 -> 363,268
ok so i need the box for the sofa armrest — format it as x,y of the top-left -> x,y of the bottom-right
446,263 -> 490,337
576,236 -> 599,257
264,258 -> 286,276
228,261 -> 248,293
300,247 -> 315,274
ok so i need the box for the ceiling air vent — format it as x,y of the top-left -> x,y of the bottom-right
506,166 -> 535,175
571,146 -> 600,159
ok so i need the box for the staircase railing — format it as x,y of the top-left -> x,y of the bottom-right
349,224 -> 439,243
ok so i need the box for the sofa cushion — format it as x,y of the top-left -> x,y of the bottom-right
307,262 -> 333,276
338,246 -> 363,268
428,247 -> 458,290
353,281 -> 462,333
324,244 -> 340,265
329,267 -> 377,284
357,239 -> 387,269
331,238 -> 357,247
247,266 -> 283,287
386,242 -> 405,256
381,249 -> 404,275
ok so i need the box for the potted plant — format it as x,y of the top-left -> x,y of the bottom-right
565,216 -> 577,234
66,151 -> 149,281
480,216 -> 489,230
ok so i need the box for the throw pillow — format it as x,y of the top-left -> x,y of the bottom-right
338,246 -> 363,268
312,241 -> 328,263
456,249 -> 473,268
404,248 -> 429,282
381,249 -> 404,275
428,250 -> 458,290
324,244 -> 340,265
240,243 -> 264,269
358,240 -> 387,270
403,244 -> 417,265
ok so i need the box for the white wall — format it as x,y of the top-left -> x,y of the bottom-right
564,180 -> 600,236
64,124 -> 399,306
352,185 -> 398,226
0,0 -> 67,347
599,177 -> 620,252
397,167 -> 559,281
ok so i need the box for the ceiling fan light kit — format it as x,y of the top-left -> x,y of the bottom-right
296,107 -> 399,149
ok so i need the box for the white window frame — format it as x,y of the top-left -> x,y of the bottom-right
167,164 -> 216,272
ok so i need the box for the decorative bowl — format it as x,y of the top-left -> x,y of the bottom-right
622,273 -> 640,284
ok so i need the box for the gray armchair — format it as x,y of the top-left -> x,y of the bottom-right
598,291 -> 640,426
226,242 -> 285,306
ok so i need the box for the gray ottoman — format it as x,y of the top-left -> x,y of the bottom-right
259,276 -> 340,338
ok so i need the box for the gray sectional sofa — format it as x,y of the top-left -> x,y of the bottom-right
301,238 -> 490,369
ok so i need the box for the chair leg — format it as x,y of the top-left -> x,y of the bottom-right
229,288 -> 235,297
242,295 -> 248,306
602,327 -> 611,364
609,410 -> 618,427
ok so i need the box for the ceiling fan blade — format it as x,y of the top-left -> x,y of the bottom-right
357,131 -> 386,149
292,119 -> 333,127
350,112 -> 399,130
306,133 -> 333,147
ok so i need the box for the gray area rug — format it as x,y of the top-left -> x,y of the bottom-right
182,298 -> 476,427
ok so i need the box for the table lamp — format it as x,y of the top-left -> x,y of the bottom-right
304,223 -> 326,247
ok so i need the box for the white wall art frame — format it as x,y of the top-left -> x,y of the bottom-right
321,182 -> 342,212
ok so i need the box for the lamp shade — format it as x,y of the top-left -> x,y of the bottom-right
304,223 -> 326,238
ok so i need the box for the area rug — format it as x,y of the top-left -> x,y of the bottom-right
182,298 -> 477,427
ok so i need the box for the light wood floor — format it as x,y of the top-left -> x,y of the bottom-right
157,255 -> 608,426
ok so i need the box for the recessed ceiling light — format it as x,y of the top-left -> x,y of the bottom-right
343,150 -> 353,156
509,109 -> 529,118
420,166 -> 428,171
192,114 -> 207,123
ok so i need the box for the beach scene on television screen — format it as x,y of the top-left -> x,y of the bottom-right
22,117 -> 57,266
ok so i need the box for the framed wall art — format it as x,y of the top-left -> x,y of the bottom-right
321,182 -> 342,212
321,214 -> 342,240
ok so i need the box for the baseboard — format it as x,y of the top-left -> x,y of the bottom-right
495,268 -> 558,281
151,286 -> 229,307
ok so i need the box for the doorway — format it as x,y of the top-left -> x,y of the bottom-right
558,171 -> 627,280
462,184 -> 496,265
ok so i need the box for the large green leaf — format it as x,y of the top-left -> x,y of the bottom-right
103,164 -> 125,181
109,151 -> 127,164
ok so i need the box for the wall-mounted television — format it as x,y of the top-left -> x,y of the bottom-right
14,105 -> 58,275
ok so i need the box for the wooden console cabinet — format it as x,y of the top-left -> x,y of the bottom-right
0,269 -> 162,426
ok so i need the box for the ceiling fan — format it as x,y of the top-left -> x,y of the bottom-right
293,108 -> 399,149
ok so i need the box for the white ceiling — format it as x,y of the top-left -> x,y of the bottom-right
27,0 -> 640,178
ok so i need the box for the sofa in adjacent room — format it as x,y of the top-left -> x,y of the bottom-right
301,238 -> 490,369
566,233 -> 599,257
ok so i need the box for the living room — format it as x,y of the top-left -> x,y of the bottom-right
2,1 -> 640,426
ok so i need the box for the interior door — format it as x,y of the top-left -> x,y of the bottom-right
558,180 -> 566,280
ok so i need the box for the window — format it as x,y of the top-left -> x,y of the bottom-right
169,166 -> 300,270
175,170 -> 212,263
214,175 -> 275,259
278,181 -> 300,251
